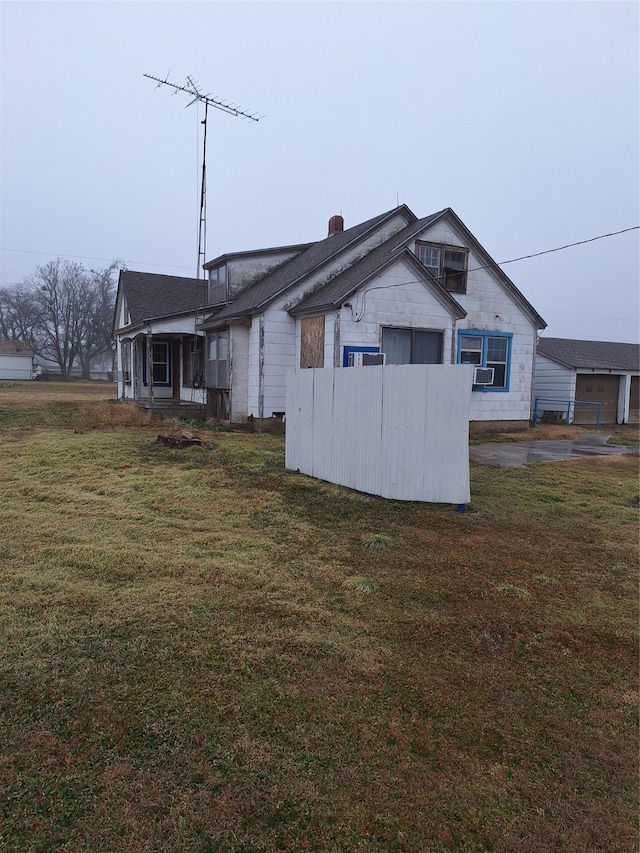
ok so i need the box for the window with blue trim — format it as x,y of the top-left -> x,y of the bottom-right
458,331 -> 512,390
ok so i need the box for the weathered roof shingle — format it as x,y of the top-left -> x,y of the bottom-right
119,271 -> 206,326
537,337 -> 640,371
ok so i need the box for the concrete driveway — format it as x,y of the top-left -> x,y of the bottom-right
470,433 -> 637,468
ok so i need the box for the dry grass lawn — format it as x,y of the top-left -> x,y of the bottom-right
0,383 -> 637,852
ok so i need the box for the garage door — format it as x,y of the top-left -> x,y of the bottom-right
574,374 -> 620,424
629,376 -> 639,424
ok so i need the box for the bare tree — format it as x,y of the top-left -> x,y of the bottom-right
76,262 -> 120,379
3,259 -> 120,379
0,284 -> 41,343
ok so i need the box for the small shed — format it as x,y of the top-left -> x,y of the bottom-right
534,337 -> 640,425
0,341 -> 34,380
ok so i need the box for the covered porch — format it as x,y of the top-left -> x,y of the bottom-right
117,325 -> 207,419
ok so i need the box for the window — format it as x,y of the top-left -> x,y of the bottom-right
207,331 -> 229,388
208,265 -> 227,305
416,242 -> 468,293
183,336 -> 205,387
142,341 -> 170,386
382,327 -> 443,364
458,331 -> 512,390
121,339 -> 131,385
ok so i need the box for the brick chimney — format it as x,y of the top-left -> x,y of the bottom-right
328,214 -> 344,237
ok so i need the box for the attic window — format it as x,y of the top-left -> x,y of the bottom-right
416,242 -> 467,293
208,264 -> 227,305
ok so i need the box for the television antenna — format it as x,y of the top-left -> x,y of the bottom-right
143,72 -> 261,280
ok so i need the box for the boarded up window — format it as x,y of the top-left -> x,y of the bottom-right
300,316 -> 325,368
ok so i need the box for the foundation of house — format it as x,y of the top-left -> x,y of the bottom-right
469,419 -> 530,435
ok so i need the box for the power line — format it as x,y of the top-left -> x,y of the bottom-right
2,223 -> 637,289
486,225 -> 639,271
0,247 -> 193,271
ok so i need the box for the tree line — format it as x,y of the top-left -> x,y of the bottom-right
0,259 -> 120,379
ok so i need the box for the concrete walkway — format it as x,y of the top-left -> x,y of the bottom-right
470,433 -> 637,468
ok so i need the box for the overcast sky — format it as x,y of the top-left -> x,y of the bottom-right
1,1 -> 638,342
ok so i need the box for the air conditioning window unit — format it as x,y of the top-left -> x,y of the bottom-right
473,366 -> 495,385
348,351 -> 386,367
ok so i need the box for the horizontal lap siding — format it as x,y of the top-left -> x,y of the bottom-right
262,309 -> 296,415
230,326 -> 249,422
247,320 -> 260,417
533,355 -> 575,410
338,260 -> 455,362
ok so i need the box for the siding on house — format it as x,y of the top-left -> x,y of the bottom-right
261,309 -> 296,416
532,354 -> 576,411
225,249 -> 306,300
247,319 -> 261,417
411,220 -> 538,423
337,259 -> 455,364
230,325 -> 249,423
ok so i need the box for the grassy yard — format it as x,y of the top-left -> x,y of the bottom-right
0,383 -> 638,852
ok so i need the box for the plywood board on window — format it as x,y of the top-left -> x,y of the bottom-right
300,316 -> 325,368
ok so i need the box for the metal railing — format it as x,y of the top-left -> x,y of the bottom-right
532,397 -> 603,429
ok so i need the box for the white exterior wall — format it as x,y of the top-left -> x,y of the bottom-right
337,258 -> 455,366
247,319 -> 261,416
532,354 -> 576,411
261,309 -> 296,416
246,211 -> 412,418
415,220 -> 539,422
286,365 -> 473,503
0,354 -> 33,380
283,212 -> 412,312
230,326 -> 249,422
227,249 -> 303,299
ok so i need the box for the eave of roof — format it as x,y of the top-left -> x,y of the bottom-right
537,337 -> 640,371
203,242 -> 313,270
441,209 -> 547,330
288,227 -> 467,320
201,205 -> 418,324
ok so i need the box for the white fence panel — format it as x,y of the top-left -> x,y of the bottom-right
286,365 -> 473,503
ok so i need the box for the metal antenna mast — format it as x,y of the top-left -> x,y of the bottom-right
144,72 -> 261,279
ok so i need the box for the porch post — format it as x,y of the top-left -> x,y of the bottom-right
147,331 -> 154,406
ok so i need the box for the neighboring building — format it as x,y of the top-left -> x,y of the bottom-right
0,340 -> 34,380
534,337 -> 640,425
113,205 -> 547,430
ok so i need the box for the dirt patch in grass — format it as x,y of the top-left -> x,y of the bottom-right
0,403 -> 637,852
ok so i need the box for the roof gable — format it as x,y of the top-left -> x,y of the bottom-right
537,337 -> 640,371
115,271 -> 206,329
289,214 -> 466,319
201,205 -> 416,325
424,209 -> 547,330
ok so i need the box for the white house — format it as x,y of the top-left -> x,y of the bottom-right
113,205 -> 547,431
533,337 -> 640,425
0,341 -> 34,380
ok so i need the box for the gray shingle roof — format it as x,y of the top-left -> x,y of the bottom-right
118,271 -> 206,326
201,205 -> 416,325
537,337 -> 640,371
0,340 -> 33,355
289,212 -> 450,314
